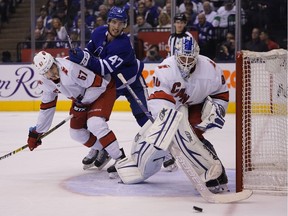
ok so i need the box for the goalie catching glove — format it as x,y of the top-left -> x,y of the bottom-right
196,96 -> 226,131
27,126 -> 42,151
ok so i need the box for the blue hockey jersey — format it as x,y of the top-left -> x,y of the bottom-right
85,25 -> 144,89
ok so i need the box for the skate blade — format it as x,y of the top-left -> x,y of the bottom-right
108,172 -> 119,179
208,184 -> 230,194
83,164 -> 95,170
95,157 -> 112,170
166,164 -> 178,172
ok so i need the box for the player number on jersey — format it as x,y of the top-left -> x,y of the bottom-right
78,70 -> 88,81
108,55 -> 123,68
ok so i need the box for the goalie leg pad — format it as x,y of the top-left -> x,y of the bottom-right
145,107 -> 183,150
173,105 -> 222,182
116,142 -> 167,184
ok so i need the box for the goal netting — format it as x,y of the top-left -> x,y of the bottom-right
236,49 -> 287,195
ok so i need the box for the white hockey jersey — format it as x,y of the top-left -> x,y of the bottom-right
148,55 -> 229,116
35,58 -> 111,133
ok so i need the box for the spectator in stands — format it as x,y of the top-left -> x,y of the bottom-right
46,0 -> 58,17
244,27 -> 268,52
215,31 -> 235,61
73,7 -> 96,32
35,17 -> 46,38
86,0 -> 103,15
37,5 -> 52,30
162,2 -> 180,15
133,15 -> 152,36
260,30 -> 280,50
54,7 -> 67,26
143,44 -> 164,63
212,0 -> 235,28
1,51 -> 12,63
156,11 -> 171,30
34,29 -> 45,49
179,0 -> 198,14
71,17 -> 91,41
194,13 -> 215,59
168,13 -> 193,56
183,1 -> 198,27
103,0 -> 115,10
95,15 -> 106,28
197,1 -> 217,25
51,17 -> 67,45
135,2 -> 146,19
144,0 -> 161,27
42,30 -> 57,49
95,4 -> 109,21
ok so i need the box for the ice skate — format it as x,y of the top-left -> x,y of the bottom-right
94,149 -> 111,170
163,153 -> 178,172
107,148 -> 126,179
206,168 -> 229,194
82,149 -> 98,170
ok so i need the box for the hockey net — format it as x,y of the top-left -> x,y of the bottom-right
236,49 -> 287,195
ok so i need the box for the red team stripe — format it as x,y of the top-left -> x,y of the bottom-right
210,91 -> 229,102
90,75 -> 103,87
99,131 -> 117,148
84,133 -> 97,147
40,96 -> 58,110
148,90 -> 176,104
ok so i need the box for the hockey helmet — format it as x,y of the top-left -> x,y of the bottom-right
174,13 -> 187,22
174,36 -> 200,79
107,6 -> 128,23
33,51 -> 54,75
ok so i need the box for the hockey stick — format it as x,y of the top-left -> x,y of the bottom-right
117,73 -> 253,203
0,114 -> 73,161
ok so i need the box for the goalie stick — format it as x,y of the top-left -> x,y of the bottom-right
0,114 -> 73,161
117,73 -> 253,203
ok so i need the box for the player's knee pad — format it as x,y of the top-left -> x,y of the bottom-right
116,141 -> 167,184
87,116 -> 110,138
70,128 -> 90,143
70,128 -> 97,148
174,105 -> 222,182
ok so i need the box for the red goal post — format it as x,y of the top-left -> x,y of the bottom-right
236,49 -> 287,195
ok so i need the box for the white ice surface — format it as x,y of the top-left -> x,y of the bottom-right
0,112 -> 287,216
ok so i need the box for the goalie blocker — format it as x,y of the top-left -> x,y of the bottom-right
115,106 -> 223,184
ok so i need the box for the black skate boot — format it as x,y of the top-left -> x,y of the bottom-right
107,148 -> 126,179
163,153 -> 178,172
94,149 -> 111,170
206,166 -> 229,193
82,149 -> 99,170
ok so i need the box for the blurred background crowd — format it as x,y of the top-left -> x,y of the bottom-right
0,0 -> 287,63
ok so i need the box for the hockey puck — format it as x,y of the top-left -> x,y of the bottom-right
193,206 -> 203,212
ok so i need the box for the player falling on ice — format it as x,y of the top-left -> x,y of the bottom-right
115,36 -> 230,193
27,51 -> 125,168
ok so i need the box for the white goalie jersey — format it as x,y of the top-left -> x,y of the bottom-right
148,55 -> 229,117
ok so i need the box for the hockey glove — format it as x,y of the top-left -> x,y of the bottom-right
70,101 -> 88,120
69,47 -> 91,67
195,96 -> 225,131
27,126 -> 42,151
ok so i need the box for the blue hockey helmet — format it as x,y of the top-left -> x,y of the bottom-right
107,6 -> 128,23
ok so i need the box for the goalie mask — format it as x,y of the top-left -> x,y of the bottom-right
175,36 -> 200,79
33,51 -> 55,75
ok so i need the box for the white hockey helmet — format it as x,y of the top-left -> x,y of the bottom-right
175,36 -> 200,79
33,51 -> 54,75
